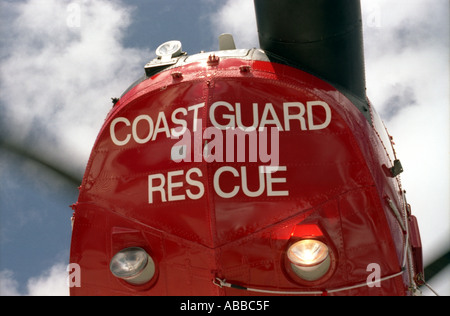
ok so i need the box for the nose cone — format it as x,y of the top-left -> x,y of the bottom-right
71,56 -> 408,295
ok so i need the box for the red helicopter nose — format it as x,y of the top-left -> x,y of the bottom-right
70,49 -> 420,295
70,0 -> 424,297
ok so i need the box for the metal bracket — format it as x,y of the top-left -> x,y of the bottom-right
390,159 -> 404,177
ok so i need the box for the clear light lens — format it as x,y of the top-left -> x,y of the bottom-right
156,41 -> 183,58
288,240 -> 329,267
287,240 -> 331,281
110,247 -> 155,285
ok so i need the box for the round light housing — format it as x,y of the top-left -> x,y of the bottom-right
287,240 -> 331,281
156,40 -> 183,58
110,247 -> 155,285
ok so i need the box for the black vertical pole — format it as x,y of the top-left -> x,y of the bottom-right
254,0 -> 367,105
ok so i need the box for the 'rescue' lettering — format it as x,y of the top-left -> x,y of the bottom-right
148,166 -> 289,204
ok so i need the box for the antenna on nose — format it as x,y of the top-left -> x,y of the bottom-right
219,33 -> 237,50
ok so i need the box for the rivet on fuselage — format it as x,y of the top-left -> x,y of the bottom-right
171,71 -> 183,80
207,54 -> 220,65
240,65 -> 251,73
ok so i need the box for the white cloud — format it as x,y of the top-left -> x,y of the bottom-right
361,0 -> 450,263
0,0 -> 151,175
0,0 -> 152,297
0,262 -> 69,296
26,262 -> 69,296
209,0 -> 258,49
0,270 -> 21,296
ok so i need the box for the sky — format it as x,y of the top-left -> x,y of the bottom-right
0,0 -> 448,296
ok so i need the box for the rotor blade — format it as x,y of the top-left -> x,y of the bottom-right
424,250 -> 450,282
0,139 -> 82,186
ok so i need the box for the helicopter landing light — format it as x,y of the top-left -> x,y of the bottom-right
110,247 -> 156,285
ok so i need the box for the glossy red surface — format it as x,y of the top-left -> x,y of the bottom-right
70,58 -> 419,295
